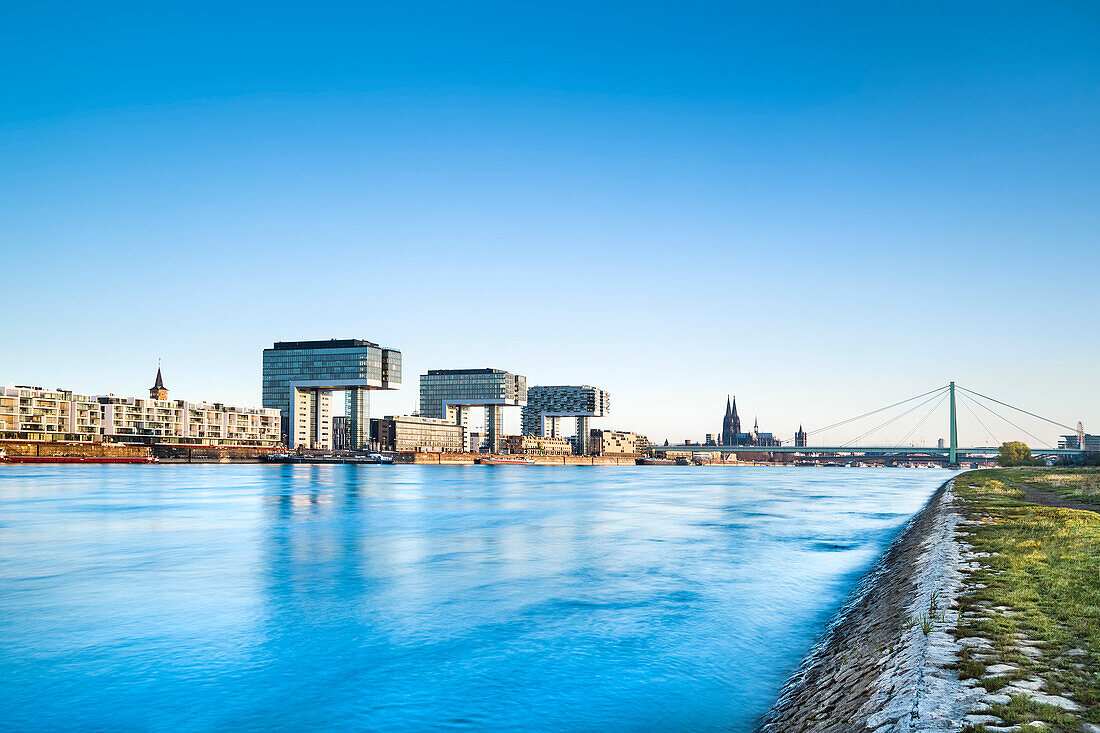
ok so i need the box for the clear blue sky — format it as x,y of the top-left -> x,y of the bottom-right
2,1 -> 1097,445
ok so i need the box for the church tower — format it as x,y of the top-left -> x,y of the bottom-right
795,425 -> 808,448
149,365 -> 168,401
721,395 -> 741,445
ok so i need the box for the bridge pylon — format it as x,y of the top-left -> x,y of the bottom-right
949,381 -> 959,467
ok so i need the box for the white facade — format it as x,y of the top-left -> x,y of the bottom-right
0,385 -> 280,446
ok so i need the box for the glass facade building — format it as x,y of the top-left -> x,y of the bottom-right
521,385 -> 610,455
262,339 -> 401,450
419,368 -> 526,453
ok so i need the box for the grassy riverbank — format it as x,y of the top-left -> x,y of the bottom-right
953,468 -> 1100,731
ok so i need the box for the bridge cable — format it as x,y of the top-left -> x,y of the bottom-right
808,385 -> 948,438
840,390 -> 949,448
894,391 -> 948,448
957,392 -> 999,446
840,389 -> 949,448
962,393 -> 1052,449
956,386 -> 1077,433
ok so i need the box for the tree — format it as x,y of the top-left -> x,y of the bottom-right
997,441 -> 1038,467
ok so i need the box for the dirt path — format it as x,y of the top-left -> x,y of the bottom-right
1020,485 -> 1100,514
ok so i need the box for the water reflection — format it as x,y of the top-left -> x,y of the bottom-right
0,465 -> 950,731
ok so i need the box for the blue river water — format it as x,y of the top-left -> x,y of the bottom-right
0,465 -> 950,731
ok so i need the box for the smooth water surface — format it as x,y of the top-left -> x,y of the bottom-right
0,465 -> 950,731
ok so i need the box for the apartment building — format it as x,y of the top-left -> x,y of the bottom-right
589,429 -> 649,456
0,384 -> 280,447
502,434 -> 573,456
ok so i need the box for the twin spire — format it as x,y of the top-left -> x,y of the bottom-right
721,394 -> 741,444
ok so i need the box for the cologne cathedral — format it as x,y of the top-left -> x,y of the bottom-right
720,395 -> 781,447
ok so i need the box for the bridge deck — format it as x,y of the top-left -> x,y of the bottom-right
657,445 -> 1082,456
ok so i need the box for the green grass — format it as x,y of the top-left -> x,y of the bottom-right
953,645 -> 987,680
988,693 -> 1078,728
995,466 -> 1100,506
953,468 -> 1100,725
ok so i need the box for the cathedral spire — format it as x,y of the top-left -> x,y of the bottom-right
721,394 -> 741,445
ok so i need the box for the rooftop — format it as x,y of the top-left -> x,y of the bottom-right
269,339 -> 384,351
425,368 -> 509,375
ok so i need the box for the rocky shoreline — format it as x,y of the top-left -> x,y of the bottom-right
758,476 -> 1096,732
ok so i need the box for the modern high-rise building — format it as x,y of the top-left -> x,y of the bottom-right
521,385 -> 610,455
419,368 -> 526,453
262,339 -> 401,450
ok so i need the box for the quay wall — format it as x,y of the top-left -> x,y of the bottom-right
758,478 -> 956,731
398,452 -> 642,465
151,445 -> 272,463
0,440 -> 269,463
0,440 -> 151,460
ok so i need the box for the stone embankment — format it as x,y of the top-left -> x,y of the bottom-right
759,478 -> 1094,732
0,441 -> 273,463
151,444 -> 272,462
0,440 -> 151,460
398,452 -> 642,465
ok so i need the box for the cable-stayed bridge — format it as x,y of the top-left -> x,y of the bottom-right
660,382 -> 1088,466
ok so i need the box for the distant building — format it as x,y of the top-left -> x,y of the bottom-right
795,426 -> 808,448
590,429 -> 647,456
937,438 -> 946,449
1059,433 -> 1100,451
502,434 -> 573,455
372,415 -> 465,453
332,416 -> 350,450
468,430 -> 489,453
0,375 -> 279,447
720,396 -> 741,445
719,395 -> 781,447
419,368 -> 527,453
